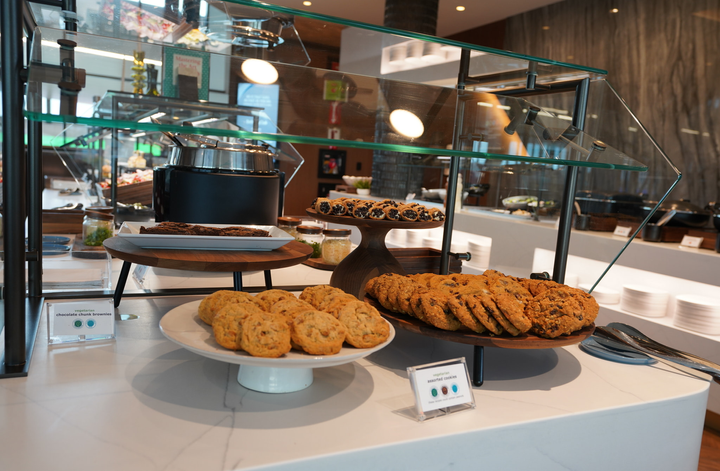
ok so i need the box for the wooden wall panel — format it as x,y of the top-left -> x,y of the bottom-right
505,0 -> 720,207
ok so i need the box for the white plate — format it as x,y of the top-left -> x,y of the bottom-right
159,299 -> 396,369
117,222 -> 294,251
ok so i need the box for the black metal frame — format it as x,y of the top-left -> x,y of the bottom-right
441,50 -> 591,386
1,0 -> 44,378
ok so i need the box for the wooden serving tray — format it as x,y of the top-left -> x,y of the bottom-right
303,247 -> 463,273
364,295 -> 595,349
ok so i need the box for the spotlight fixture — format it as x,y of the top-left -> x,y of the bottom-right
303,1 -> 312,5
241,59 -> 279,84
389,109 -> 424,138
611,8 -> 619,13
456,6 -> 466,11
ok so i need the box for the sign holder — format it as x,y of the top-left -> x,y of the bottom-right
47,299 -> 115,345
407,357 -> 476,421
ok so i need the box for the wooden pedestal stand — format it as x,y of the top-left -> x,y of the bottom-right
307,209 -> 444,298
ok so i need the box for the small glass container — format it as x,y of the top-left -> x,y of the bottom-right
322,228 -> 352,265
296,225 -> 323,258
82,210 -> 114,247
277,216 -> 302,239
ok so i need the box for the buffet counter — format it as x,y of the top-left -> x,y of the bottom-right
0,292 -> 710,471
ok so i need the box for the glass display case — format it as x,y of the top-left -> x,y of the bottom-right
21,0 -> 679,289
2,0 -> 680,376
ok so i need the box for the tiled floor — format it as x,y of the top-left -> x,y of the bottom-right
700,428 -> 720,471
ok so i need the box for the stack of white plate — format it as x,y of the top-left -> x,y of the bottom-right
451,241 -> 467,254
422,237 -> 442,250
466,238 -> 492,269
621,285 -> 670,317
673,295 -> 720,335
579,283 -> 621,304
406,229 -> 429,247
386,229 -> 406,246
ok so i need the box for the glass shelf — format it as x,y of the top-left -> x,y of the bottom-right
25,26 -> 646,171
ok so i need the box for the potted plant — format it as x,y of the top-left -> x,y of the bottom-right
354,178 -> 371,195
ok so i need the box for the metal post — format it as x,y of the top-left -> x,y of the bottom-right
27,26 -> 44,299
440,49 -> 471,275
1,0 -> 28,367
552,78 -> 589,284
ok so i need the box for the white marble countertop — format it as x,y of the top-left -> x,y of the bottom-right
0,295 -> 711,471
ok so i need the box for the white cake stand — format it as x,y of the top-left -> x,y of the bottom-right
159,300 -> 395,393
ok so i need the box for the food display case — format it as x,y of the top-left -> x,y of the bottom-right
3,0 -> 679,377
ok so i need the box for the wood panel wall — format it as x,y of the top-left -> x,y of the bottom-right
504,0 -> 720,207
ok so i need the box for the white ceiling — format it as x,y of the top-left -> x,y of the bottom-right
267,0 -> 563,37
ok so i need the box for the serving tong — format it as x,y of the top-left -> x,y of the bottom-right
592,322 -> 720,384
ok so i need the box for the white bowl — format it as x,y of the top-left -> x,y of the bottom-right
342,175 -> 372,187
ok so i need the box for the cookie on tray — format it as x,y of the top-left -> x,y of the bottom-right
299,285 -> 343,308
240,311 -> 292,358
212,302 -> 266,350
524,287 -> 586,338
253,289 -> 296,311
318,293 -> 358,318
198,290 -> 262,326
463,294 -> 504,335
565,287 -> 600,327
447,293 -> 487,334
291,310 -> 347,355
337,301 -> 390,348
519,278 -> 562,297
410,288 -> 463,331
488,276 -> 533,333
271,298 -> 314,320
480,294 -> 522,336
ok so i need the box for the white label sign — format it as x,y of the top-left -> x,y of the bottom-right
613,225 -> 632,237
680,235 -> 703,248
408,359 -> 474,417
50,300 -> 115,336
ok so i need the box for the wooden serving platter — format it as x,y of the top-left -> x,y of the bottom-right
306,208 -> 444,230
364,295 -> 595,349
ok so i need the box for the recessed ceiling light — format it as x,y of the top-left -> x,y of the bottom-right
542,25 -> 550,30
303,1 -> 312,6
456,6 -> 466,11
611,8 -> 619,13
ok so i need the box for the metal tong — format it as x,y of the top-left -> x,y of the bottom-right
593,323 -> 720,384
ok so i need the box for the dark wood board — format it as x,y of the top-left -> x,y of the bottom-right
103,237 -> 313,272
364,295 -> 595,349
303,248 -> 463,273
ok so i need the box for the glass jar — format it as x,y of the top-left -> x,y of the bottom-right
296,225 -> 323,258
321,228 -> 352,265
277,216 -> 302,239
82,210 -> 114,247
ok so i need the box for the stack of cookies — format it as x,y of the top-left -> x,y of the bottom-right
364,270 -> 598,338
198,286 -> 390,358
312,197 -> 445,222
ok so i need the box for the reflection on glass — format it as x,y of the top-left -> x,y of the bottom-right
389,109 -> 424,138
241,59 -> 279,84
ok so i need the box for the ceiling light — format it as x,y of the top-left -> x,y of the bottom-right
456,6 -> 466,11
303,1 -> 312,5
542,26 -> 550,30
611,8 -> 619,13
241,59 -> 279,84
389,109 -> 424,138
477,102 -> 493,107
